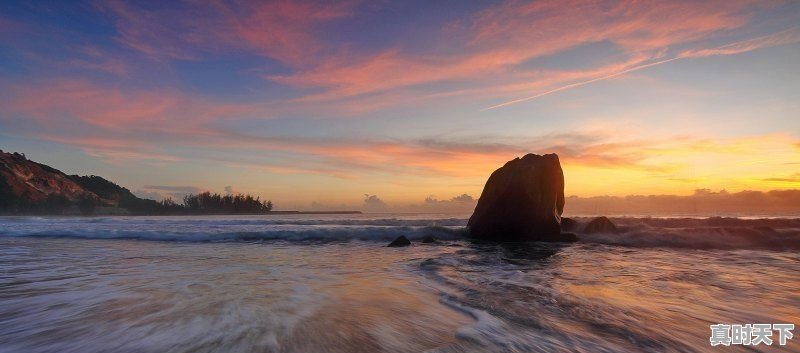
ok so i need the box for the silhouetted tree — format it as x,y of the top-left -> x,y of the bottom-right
180,192 -> 272,214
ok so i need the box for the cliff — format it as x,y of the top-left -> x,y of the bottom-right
0,150 -> 148,213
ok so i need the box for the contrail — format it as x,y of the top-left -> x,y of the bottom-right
483,56 -> 683,110
483,28 -> 800,111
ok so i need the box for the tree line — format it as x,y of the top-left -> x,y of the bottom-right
172,192 -> 273,214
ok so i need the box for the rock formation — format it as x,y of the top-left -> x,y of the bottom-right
583,216 -> 617,234
0,151 -> 90,203
468,153 -> 574,242
561,217 -> 579,232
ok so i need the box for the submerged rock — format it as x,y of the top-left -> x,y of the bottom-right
420,235 -> 438,244
387,235 -> 411,247
468,153 -> 573,242
558,233 -> 578,242
561,217 -> 579,232
583,216 -> 617,234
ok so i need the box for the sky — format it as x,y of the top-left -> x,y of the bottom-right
1,0 -> 799,211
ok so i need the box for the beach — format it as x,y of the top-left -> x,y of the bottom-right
1,214 -> 798,353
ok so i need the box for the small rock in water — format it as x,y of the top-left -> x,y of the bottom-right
583,216 -> 617,234
387,235 -> 411,247
420,236 -> 437,244
561,217 -> 579,232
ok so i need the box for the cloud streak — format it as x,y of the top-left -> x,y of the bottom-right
260,0 -> 769,111
95,0 -> 357,64
1,0 -> 798,203
485,27 -> 800,110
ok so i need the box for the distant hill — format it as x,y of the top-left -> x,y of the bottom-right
0,149 -> 273,215
0,151 -> 92,203
0,150 -> 159,214
66,174 -> 143,207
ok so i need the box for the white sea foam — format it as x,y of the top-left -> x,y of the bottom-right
1,214 -> 798,353
1,215 -> 798,249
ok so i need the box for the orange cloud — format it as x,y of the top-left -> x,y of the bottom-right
5,74 -> 797,194
5,82 -> 797,198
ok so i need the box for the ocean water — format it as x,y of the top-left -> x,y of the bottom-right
1,214 -> 798,353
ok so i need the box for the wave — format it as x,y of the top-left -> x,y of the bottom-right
0,216 -> 469,227
578,227 -> 800,250
0,226 -> 467,243
2,215 -> 799,249
572,217 -> 800,250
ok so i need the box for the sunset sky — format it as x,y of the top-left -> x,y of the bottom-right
1,0 -> 799,210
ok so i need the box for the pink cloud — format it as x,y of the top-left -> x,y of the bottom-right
62,0 -> 792,117
96,0 -> 356,64
5,75 -> 797,185
64,46 -> 130,76
37,135 -> 180,164
266,0 -> 774,111
468,0 -> 756,52
7,79 -> 252,128
4,74 -> 792,179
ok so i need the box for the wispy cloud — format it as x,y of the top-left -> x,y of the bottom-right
485,27 -> 800,110
761,173 -> 800,183
6,79 -> 252,128
682,27 -> 800,57
270,0 -> 764,109
96,0 -> 356,64
1,0 -> 798,201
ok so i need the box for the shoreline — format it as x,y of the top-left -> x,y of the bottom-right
0,211 -> 364,217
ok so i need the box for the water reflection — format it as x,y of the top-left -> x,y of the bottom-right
1,236 -> 798,353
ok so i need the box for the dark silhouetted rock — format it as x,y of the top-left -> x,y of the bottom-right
561,217 -> 579,232
468,153 -> 573,242
420,235 -> 437,243
387,235 -> 411,247
583,216 -> 617,234
558,233 -> 578,242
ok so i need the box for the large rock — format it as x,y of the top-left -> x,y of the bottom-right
468,153 -> 572,242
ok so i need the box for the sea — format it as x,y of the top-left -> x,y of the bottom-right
0,214 -> 798,353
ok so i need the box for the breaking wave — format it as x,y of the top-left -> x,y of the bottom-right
571,216 -> 800,250
0,227 -> 468,243
1,215 -> 799,249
